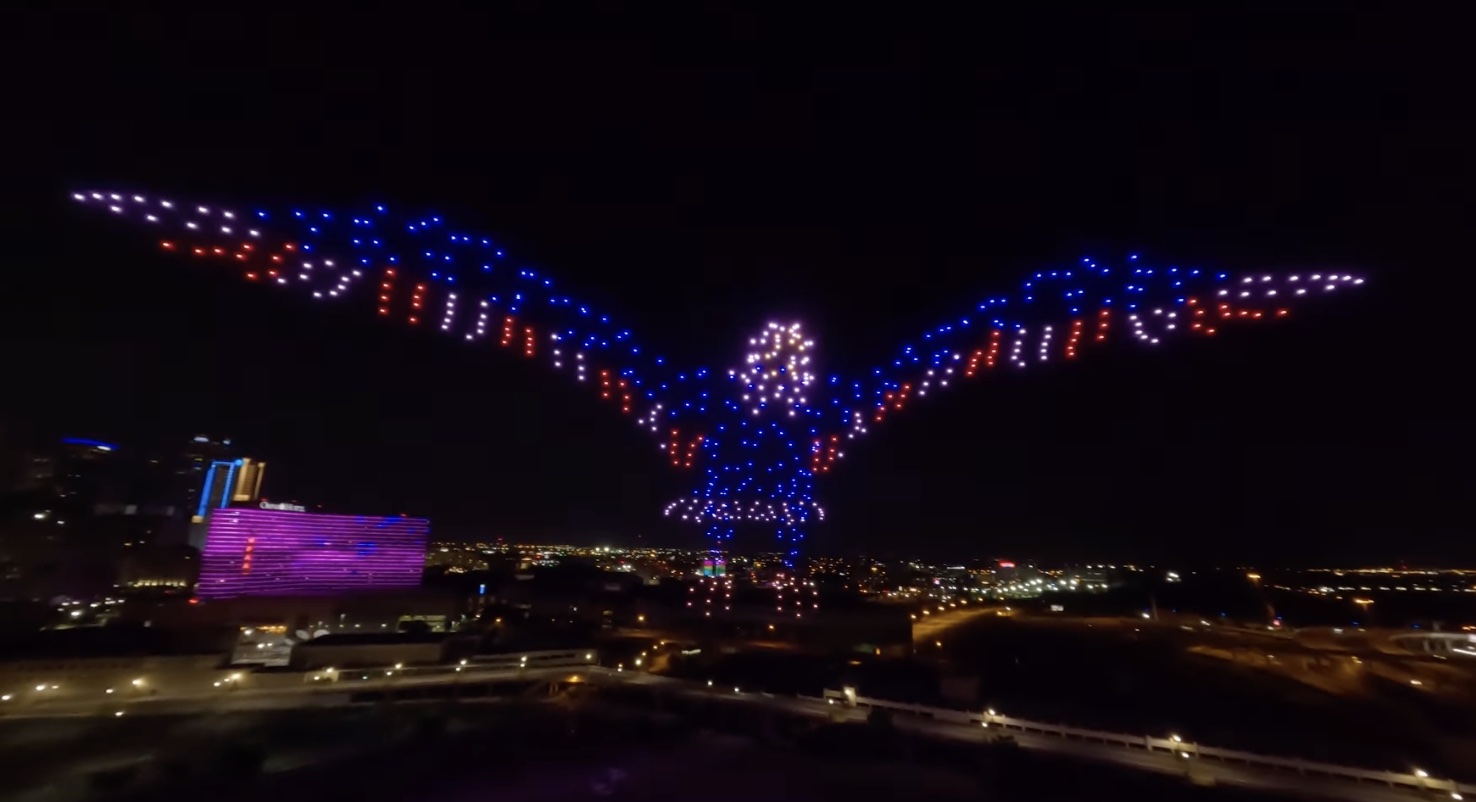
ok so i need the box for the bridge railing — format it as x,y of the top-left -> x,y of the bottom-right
468,650 -> 597,670
819,689 -> 1471,797
303,650 -> 597,685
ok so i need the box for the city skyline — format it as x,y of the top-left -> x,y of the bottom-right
4,15 -> 1469,564
5,16 -> 1476,802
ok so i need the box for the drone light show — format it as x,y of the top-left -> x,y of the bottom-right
71,190 -> 1364,566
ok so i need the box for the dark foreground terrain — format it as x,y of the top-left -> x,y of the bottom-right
3,694 -> 1334,802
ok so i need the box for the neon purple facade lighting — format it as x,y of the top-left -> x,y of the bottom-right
198,508 -> 429,599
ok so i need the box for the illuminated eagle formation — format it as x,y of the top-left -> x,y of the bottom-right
72,190 -> 1363,577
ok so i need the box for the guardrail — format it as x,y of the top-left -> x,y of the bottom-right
301,650 -> 598,685
469,650 -> 597,670
820,689 -> 1471,798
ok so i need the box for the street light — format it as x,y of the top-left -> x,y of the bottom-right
1352,597 -> 1376,627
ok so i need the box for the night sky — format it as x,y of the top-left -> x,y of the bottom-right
3,13 -> 1470,563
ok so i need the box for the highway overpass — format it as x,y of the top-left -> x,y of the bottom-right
4,649 -> 1470,801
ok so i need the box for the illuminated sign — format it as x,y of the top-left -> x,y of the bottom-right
997,561 -> 1016,569
259,501 -> 306,512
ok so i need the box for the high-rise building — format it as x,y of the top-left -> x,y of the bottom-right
18,437 -> 121,509
191,458 -> 267,523
232,459 -> 266,503
1,436 -> 270,597
197,507 -> 429,599
186,456 -> 266,551
116,543 -> 198,592
176,435 -> 233,519
0,437 -> 132,597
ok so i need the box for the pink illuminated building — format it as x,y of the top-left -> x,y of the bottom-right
197,507 -> 429,599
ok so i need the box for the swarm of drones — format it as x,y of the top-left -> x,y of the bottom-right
72,190 -> 1363,562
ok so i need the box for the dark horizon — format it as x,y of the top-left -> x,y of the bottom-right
5,13 -> 1472,565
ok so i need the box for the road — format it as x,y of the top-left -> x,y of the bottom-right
610,671 -> 1461,802
0,663 -> 588,720
911,604 -> 1008,645
4,653 -> 1463,801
